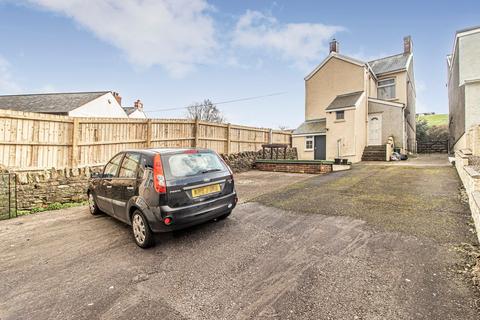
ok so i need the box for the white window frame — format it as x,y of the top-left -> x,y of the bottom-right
377,78 -> 396,100
305,136 -> 314,151
336,110 -> 345,120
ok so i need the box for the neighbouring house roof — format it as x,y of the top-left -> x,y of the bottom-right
368,53 -> 411,75
293,118 -> 326,135
0,91 -> 109,114
122,107 -> 137,116
325,91 -> 364,112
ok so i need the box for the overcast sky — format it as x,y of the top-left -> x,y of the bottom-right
0,0 -> 478,128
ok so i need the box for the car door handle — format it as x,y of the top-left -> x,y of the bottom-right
127,186 -> 134,190
106,185 -> 112,189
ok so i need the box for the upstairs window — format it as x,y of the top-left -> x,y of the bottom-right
336,111 -> 345,120
305,136 -> 313,150
377,78 -> 396,100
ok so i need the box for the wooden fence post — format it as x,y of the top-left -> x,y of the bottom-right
71,118 -> 79,167
226,123 -> 231,154
146,119 -> 152,148
194,118 -> 200,147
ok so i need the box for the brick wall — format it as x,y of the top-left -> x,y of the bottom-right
255,161 -> 332,174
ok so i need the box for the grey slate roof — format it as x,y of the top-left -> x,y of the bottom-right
368,53 -> 410,75
122,107 -> 136,116
293,118 -> 326,135
325,91 -> 364,111
0,91 -> 109,114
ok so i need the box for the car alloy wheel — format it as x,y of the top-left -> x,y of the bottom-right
88,193 -> 96,214
132,213 -> 146,245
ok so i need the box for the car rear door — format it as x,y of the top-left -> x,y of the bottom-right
113,152 -> 141,222
97,153 -> 124,215
162,150 -> 234,208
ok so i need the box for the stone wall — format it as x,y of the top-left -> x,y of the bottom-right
8,149 -> 297,211
255,160 -> 332,174
14,166 -> 103,210
221,148 -> 297,173
455,150 -> 480,243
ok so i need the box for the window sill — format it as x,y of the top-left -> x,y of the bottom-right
334,119 -> 346,123
304,149 -> 313,152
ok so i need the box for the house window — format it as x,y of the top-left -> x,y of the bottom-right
336,111 -> 345,120
305,136 -> 313,150
377,78 -> 396,99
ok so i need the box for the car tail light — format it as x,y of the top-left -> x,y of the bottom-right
153,154 -> 166,193
184,149 -> 198,154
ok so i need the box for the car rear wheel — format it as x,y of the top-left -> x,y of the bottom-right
131,210 -> 154,248
88,192 -> 101,215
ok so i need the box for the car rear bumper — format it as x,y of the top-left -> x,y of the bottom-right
147,192 -> 237,232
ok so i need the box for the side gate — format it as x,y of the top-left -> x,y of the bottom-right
0,173 -> 17,220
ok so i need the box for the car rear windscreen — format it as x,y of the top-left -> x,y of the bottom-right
165,152 -> 227,178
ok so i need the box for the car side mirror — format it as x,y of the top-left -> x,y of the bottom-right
91,172 -> 103,178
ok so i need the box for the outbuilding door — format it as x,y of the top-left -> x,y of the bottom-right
314,135 -> 326,160
368,114 -> 382,145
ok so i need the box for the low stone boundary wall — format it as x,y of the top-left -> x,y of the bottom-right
14,166 -> 103,210
221,148 -> 297,173
455,150 -> 480,243
6,149 -> 298,211
255,160 -> 333,174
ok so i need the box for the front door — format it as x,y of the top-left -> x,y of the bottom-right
314,135 -> 326,160
368,114 -> 382,145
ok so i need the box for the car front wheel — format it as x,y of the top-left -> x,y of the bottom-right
131,210 -> 154,248
88,192 -> 101,215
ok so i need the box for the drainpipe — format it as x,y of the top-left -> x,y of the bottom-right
402,106 -> 406,153
337,139 -> 341,158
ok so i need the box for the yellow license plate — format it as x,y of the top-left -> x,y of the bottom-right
191,184 -> 221,198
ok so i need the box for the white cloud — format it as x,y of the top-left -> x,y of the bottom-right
0,55 -> 21,94
232,10 -> 344,69
25,0 -> 217,77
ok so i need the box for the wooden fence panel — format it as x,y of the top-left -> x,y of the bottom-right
0,109 -> 292,170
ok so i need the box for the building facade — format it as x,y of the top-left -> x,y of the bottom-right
448,26 -> 480,152
293,37 -> 416,163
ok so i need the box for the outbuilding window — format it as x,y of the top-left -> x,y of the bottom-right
336,111 -> 345,120
377,78 -> 396,99
305,136 -> 313,150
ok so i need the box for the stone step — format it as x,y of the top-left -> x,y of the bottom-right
362,150 -> 386,155
364,145 -> 386,151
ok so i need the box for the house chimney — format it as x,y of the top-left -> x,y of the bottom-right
134,99 -> 143,111
403,35 -> 412,54
329,38 -> 339,53
112,92 -> 122,105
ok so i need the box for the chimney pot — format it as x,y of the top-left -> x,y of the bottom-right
403,36 -> 412,54
134,99 -> 143,111
329,39 -> 339,53
112,91 -> 122,106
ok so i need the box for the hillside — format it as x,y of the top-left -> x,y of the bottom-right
417,114 -> 448,127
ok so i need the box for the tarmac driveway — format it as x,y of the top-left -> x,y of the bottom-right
0,163 -> 479,319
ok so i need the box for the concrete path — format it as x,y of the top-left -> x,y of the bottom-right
361,153 -> 451,167
0,166 -> 479,319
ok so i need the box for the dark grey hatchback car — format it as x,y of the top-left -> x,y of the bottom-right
87,148 -> 237,248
